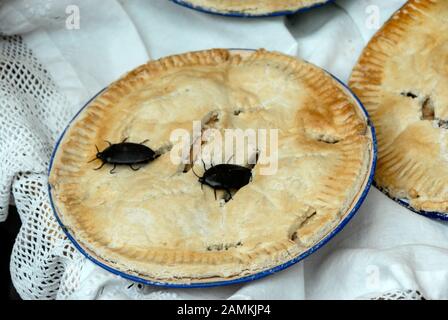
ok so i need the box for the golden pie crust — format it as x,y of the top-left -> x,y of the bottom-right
50,49 -> 373,284
350,0 -> 448,213
177,0 -> 328,15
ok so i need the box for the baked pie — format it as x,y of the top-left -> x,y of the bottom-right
49,49 -> 374,284
350,0 -> 448,214
173,0 -> 329,16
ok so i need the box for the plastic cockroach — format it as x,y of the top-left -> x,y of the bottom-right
89,138 -> 159,174
193,153 -> 258,201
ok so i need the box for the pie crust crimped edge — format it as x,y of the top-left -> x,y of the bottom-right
49,49 -> 374,284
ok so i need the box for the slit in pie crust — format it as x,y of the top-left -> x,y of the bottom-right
49,49 -> 373,284
350,0 -> 448,214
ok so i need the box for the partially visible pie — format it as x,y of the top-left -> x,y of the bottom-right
350,0 -> 448,214
174,0 -> 329,16
49,49 -> 373,284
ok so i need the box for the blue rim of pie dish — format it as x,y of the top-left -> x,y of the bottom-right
47,50 -> 378,289
373,183 -> 448,221
170,0 -> 334,18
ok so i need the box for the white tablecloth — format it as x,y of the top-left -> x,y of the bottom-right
1,0 -> 448,300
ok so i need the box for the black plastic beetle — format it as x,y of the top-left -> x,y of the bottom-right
193,153 -> 258,201
89,138 -> 159,174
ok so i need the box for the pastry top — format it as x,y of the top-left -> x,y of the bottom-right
176,0 -> 328,15
49,49 -> 373,284
350,0 -> 448,213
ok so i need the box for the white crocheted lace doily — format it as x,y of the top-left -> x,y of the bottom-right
0,34 -> 86,299
369,290 -> 426,301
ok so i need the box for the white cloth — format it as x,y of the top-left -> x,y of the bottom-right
1,0 -> 447,300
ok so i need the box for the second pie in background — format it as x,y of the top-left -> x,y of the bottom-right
171,0 -> 331,17
350,0 -> 448,217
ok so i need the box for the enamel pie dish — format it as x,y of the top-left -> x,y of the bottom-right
350,0 -> 448,220
49,49 -> 376,287
171,0 -> 333,17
